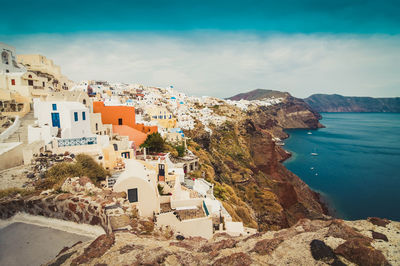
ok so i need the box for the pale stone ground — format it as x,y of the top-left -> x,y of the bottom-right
0,222 -> 92,266
0,164 -> 32,190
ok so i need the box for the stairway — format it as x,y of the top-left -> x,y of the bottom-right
4,111 -> 36,144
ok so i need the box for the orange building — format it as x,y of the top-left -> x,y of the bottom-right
93,101 -> 157,134
112,125 -> 148,147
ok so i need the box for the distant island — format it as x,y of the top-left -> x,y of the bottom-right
304,94 -> 400,113
226,88 -> 290,101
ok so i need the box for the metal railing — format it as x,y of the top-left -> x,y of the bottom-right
57,137 -> 97,147
203,201 -> 210,216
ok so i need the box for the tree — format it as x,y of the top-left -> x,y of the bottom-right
140,132 -> 165,153
175,144 -> 186,157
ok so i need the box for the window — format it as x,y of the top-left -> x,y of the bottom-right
52,104 -> 57,111
1,51 -> 9,65
11,79 -> 15,85
127,188 -> 138,203
118,118 -> 123,125
95,123 -> 98,131
28,80 -> 33,86
82,111 -> 86,120
83,99 -> 86,105
113,143 -> 118,151
42,81 -> 45,87
74,112 -> 78,121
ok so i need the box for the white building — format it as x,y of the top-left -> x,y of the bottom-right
32,100 -> 92,139
0,43 -> 26,74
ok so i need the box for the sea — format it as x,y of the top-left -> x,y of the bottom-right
283,113 -> 400,221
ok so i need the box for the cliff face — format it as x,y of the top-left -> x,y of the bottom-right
305,94 -> 400,112
185,94 -> 326,231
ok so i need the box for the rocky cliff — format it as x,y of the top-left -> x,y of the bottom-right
184,92 -> 326,231
304,94 -> 400,112
46,217 -> 400,265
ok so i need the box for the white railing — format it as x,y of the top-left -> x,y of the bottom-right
0,116 -> 20,142
57,136 -> 97,147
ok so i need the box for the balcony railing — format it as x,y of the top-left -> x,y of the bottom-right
58,137 -> 97,147
203,201 -> 210,216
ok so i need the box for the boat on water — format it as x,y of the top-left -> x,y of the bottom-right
311,152 -> 318,156
307,132 -> 312,135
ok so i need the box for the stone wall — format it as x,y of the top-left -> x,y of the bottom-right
0,192 -> 112,233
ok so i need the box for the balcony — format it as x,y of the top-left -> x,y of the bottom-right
58,137 -> 97,147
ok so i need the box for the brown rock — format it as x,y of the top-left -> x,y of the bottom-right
251,237 -> 284,255
109,214 -> 131,230
213,252 -> 252,266
326,219 -> 369,241
368,217 -> 391,227
68,203 -> 77,213
56,193 -> 72,201
90,216 -> 102,226
134,249 -> 172,265
169,241 -> 196,251
79,176 -> 93,186
200,238 -> 238,253
119,244 -> 144,254
48,205 -> 57,212
371,231 -> 389,242
64,210 -> 73,220
334,238 -> 389,266
71,233 -> 115,265
296,218 -> 332,232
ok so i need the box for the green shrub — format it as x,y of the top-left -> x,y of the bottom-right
37,154 -> 109,190
140,132 -> 165,153
76,154 -> 109,184
175,144 -> 186,157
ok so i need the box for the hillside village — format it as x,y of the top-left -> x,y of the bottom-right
0,42 -> 287,239
2,42 -> 400,266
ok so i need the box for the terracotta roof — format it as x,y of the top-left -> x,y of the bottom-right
112,125 -> 147,147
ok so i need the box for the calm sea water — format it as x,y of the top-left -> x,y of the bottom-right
284,113 -> 400,221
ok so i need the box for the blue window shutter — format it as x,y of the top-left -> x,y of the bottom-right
74,112 -> 78,121
82,112 -> 86,120
52,104 -> 57,111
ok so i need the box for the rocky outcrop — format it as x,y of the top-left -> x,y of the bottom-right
305,94 -> 400,112
186,97 -> 326,231
71,233 -> 115,265
46,218 -> 400,265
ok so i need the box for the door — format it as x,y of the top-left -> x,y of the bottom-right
51,113 -> 60,128
158,164 -> 165,182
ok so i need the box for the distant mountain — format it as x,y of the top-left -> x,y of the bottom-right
227,89 -> 289,101
304,94 -> 400,113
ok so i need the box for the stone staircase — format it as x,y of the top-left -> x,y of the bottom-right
4,111 -> 36,144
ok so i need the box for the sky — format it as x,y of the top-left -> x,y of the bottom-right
1,0 -> 399,98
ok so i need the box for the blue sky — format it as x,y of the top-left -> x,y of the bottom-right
1,0 -> 399,98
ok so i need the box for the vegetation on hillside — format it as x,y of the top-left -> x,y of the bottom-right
36,154 -> 110,191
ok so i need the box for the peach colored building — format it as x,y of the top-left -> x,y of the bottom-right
93,101 -> 157,134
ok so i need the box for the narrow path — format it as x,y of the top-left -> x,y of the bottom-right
4,111 -> 35,144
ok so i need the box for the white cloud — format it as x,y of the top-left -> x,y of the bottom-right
4,32 -> 400,98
